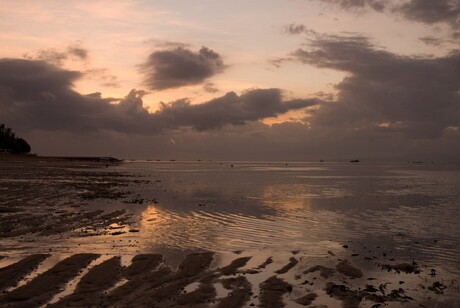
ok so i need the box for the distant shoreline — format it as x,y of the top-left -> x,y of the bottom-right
0,153 -> 123,163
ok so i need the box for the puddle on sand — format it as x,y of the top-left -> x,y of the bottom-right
183,281 -> 201,293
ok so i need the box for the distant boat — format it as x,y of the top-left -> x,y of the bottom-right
350,159 -> 360,163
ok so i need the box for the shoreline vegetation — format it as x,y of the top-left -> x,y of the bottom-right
0,124 -> 31,154
0,152 -> 123,163
1,124 -> 122,163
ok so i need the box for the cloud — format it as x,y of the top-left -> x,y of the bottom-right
284,24 -> 319,36
203,82 -> 219,93
23,44 -> 123,89
312,0 -> 460,30
85,68 -> 120,88
140,46 -> 226,90
0,58 -> 316,134
23,49 -> 68,66
23,43 -> 89,66
397,0 -> 460,27
314,0 -> 389,12
154,89 -> 319,131
144,39 -> 190,49
291,34 -> 460,138
67,46 -> 88,60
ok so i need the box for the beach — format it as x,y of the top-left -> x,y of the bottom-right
1,156 -> 459,307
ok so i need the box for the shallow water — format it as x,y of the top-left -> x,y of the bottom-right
96,161 -> 460,274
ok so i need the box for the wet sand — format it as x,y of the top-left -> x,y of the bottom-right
1,251 -> 459,307
1,156 -> 459,307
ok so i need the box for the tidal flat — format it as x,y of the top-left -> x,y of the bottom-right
1,156 -> 459,307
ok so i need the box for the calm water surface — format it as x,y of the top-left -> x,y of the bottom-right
106,161 -> 460,275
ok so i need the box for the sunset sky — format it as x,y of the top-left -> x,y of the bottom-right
1,0 -> 459,160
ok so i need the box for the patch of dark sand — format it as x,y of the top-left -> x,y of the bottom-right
138,252 -> 215,306
106,252 -> 215,307
219,256 -> 252,276
176,282 -> 216,306
0,159 -> 144,239
380,261 -> 420,274
175,255 -> 255,307
106,266 -> 172,305
1,254 -> 99,307
0,208 -> 132,238
0,254 -> 50,292
275,257 -> 298,274
0,206 -> 22,213
336,260 -> 363,278
295,292 -> 318,306
177,252 -> 215,278
105,254 -> 165,302
49,256 -> 123,307
125,254 -> 164,278
217,276 -> 252,308
304,265 -> 335,278
259,276 -> 291,308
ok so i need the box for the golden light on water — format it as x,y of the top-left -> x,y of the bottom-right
262,185 -> 314,211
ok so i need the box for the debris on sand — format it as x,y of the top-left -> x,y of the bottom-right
325,282 -> 414,308
325,283 -> 362,308
428,281 -> 447,294
380,261 -> 420,274
336,260 -> 363,278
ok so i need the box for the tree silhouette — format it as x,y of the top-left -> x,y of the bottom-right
0,124 -> 31,154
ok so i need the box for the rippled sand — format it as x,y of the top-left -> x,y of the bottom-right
1,156 -> 459,307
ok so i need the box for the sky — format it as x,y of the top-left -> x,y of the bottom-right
0,0 -> 459,160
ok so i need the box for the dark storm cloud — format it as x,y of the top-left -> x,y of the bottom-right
0,59 -> 120,132
141,46 -> 226,90
153,89 -> 319,131
292,34 -> 460,138
0,59 -> 316,134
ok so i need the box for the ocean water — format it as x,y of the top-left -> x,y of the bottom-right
110,161 -> 460,275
